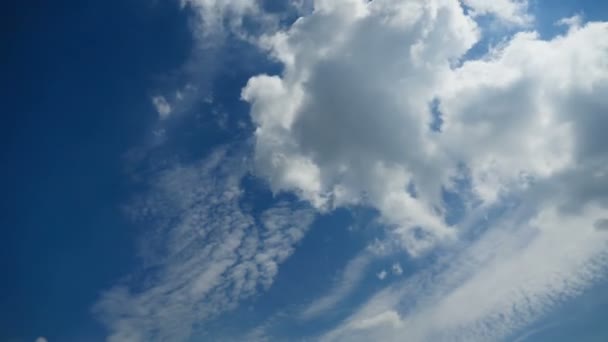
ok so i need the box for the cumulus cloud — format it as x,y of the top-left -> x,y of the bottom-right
94,147 -> 315,342
440,21 -> 608,208
243,0 -> 608,249
239,0 -> 608,340
244,0 -> 481,256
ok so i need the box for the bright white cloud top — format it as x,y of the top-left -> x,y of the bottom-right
243,2 -> 608,339
96,0 -> 608,341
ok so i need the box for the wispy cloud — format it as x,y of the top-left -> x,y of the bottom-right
300,251 -> 374,320
298,235 -> 401,321
94,147 -> 315,341
320,198 -> 608,341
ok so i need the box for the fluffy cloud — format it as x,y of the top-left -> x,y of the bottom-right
244,0 -> 480,256
243,0 -> 608,254
94,148 -> 315,342
240,1 -> 608,340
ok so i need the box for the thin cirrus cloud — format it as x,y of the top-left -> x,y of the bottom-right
320,200 -> 608,341
300,247 -> 382,320
94,147 -> 315,341
96,0 -> 608,341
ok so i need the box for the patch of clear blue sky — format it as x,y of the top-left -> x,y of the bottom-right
531,0 -> 608,38
3,1 -> 608,341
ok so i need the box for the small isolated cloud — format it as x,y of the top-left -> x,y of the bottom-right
391,263 -> 403,276
462,0 -> 532,25
557,14 -> 583,29
377,270 -> 387,280
35,338 -> 48,342
151,95 -> 172,119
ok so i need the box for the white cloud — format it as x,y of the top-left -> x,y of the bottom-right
181,0 -> 307,44
299,13 -> 608,342
35,337 -> 48,342
377,270 -> 387,280
243,0 -> 608,248
239,1 -> 608,340
556,14 -> 583,30
94,148 -> 315,341
151,95 -> 172,119
120,1 -> 608,340
243,0 -> 480,256
438,21 -> 608,205
321,200 -> 608,342
391,263 -> 403,276
152,0 -> 307,131
180,0 -> 258,29
461,0 -> 532,26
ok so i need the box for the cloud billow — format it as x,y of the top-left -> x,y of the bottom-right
240,0 -> 608,340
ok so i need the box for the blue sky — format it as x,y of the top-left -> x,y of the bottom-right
4,1 -> 608,341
